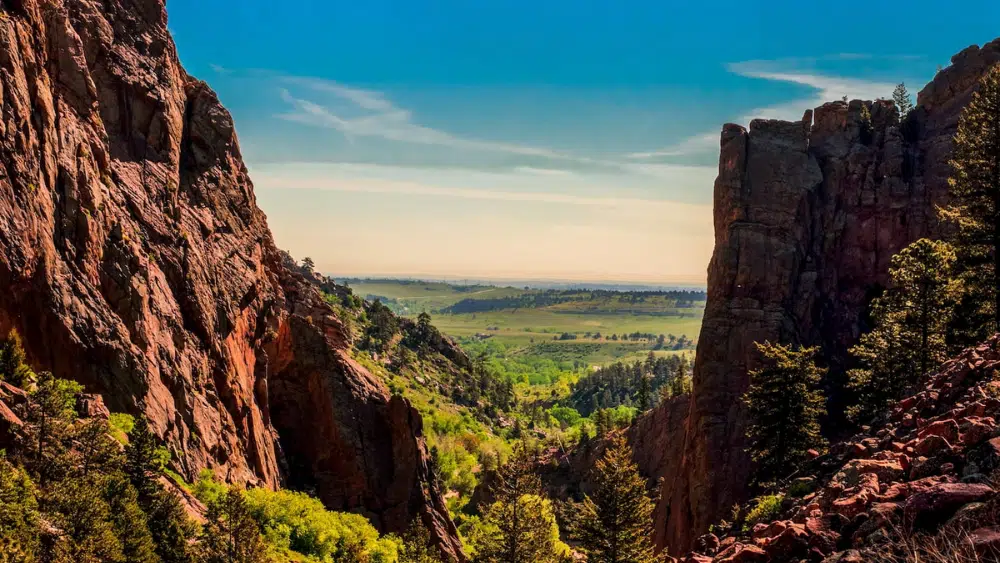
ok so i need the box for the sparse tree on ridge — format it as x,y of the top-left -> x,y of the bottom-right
893,82 -> 914,117
0,328 -> 34,387
301,256 -> 315,274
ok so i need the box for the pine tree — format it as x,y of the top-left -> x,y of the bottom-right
0,328 -> 34,387
637,375 -> 651,412
940,64 -> 1000,340
104,475 -> 159,563
473,445 -> 566,563
670,357 -> 690,397
199,487 -> 271,563
17,372 -> 81,485
893,82 -> 913,118
848,239 -> 962,423
46,475 -> 125,563
0,453 -> 41,560
571,436 -> 660,563
125,417 -> 162,502
398,519 -> 446,563
144,489 -> 197,563
125,417 -> 196,563
75,419 -> 123,478
744,342 -> 827,485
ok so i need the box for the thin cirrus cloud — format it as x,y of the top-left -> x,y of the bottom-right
277,77 -> 581,162
274,75 -> 715,181
627,57 -> 903,160
252,161 -> 710,218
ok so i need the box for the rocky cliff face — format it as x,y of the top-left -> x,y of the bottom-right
656,38 -> 1000,554
0,0 -> 462,558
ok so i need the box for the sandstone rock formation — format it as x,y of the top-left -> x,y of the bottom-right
656,38 -> 1000,554
0,1 -> 462,558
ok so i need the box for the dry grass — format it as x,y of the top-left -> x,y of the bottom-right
872,527 -> 990,562
870,499 -> 1000,563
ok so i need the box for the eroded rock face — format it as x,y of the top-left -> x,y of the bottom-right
655,38 -> 1000,554
0,1 -> 463,558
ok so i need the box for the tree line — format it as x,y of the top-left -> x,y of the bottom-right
441,289 -> 705,315
567,352 -> 692,417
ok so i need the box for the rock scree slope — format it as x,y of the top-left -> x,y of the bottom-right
655,38 -> 1000,554
0,0 -> 464,559
680,336 -> 1000,562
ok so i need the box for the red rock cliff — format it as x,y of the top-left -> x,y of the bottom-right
0,0 -> 463,558
655,38 -> 1000,554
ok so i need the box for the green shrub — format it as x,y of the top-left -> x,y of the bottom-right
742,494 -> 784,532
109,413 -> 135,444
193,469 -> 227,507
242,487 -> 399,562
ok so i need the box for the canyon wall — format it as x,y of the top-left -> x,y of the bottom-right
0,0 -> 462,558
655,38 -> 1000,554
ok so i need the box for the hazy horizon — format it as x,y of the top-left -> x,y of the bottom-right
331,272 -> 708,289
165,0 -> 1000,282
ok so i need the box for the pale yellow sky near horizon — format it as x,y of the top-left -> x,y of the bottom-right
252,162 -> 717,284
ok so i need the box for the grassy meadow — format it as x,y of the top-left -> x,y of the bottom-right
343,278 -> 705,367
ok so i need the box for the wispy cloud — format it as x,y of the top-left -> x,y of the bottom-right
277,78 -> 577,160
629,58 -> 900,160
512,166 -> 574,176
251,162 -> 711,217
274,76 -> 720,183
627,133 -> 719,159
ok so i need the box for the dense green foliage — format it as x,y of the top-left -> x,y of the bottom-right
397,521 -> 447,563
0,369 -> 196,563
848,239 -> 962,423
741,494 -> 785,533
568,353 -> 691,416
744,342 -> 827,485
192,471 -> 403,562
469,445 -> 570,563
941,64 -> 1000,341
0,328 -> 34,387
569,436 -> 661,563
199,487 -> 271,563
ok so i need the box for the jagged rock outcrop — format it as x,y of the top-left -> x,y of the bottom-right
0,0 -> 463,558
656,38 -> 1000,554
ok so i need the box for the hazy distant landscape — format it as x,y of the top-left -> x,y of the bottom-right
342,277 -> 704,366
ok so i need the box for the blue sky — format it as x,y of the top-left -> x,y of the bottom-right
166,0 -> 1000,283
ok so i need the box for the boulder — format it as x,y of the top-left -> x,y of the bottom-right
714,544 -> 767,563
77,394 -> 110,419
918,419 -> 960,444
694,533 -> 720,556
903,483 -> 994,529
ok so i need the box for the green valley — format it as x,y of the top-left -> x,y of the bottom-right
325,276 -> 704,533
